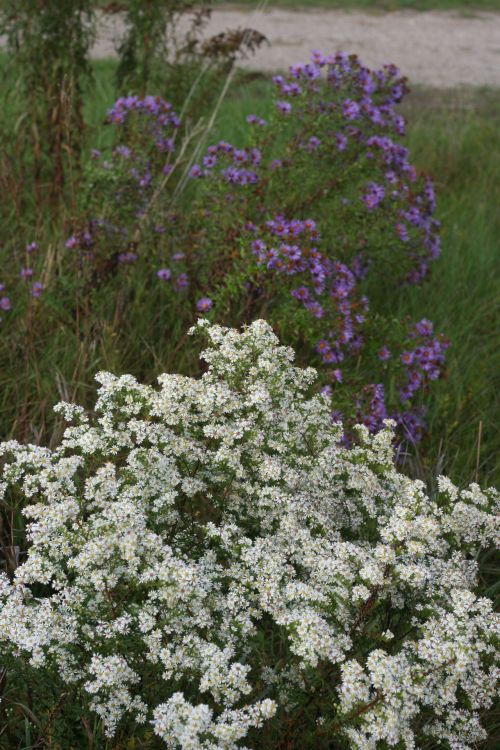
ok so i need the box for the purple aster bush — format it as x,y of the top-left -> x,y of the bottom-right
172,51 -> 446,448
189,52 -> 440,288
60,96 -> 182,290
212,214 -> 449,446
55,51 -> 446,449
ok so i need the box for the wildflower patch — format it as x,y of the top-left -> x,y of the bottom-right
0,320 -> 497,748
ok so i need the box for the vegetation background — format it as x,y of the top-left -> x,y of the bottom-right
0,1 -> 498,745
1,58 -> 498,486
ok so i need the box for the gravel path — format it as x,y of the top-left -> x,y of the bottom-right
92,7 -> 500,88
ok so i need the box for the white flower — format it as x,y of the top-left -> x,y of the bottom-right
0,319 -> 497,748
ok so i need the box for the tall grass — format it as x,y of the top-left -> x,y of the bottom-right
394,89 -> 500,488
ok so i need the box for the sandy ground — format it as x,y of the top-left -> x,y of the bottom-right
91,7 -> 500,88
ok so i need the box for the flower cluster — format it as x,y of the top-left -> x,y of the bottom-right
191,50 -> 440,285
62,51 -> 441,306
0,242 -> 45,318
190,141 -> 262,186
398,318 -> 450,401
60,97 -> 189,289
248,215 -> 364,347
236,213 -> 447,445
107,94 -> 181,151
0,321 -> 497,749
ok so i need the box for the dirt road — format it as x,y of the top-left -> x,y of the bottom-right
92,7 -> 500,88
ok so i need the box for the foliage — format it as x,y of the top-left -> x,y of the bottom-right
111,0 -> 266,116
0,319 -> 498,749
114,0 -> 207,94
0,0 -> 95,213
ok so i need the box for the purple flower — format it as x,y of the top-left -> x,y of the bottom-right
138,170 -> 152,188
401,351 -> 414,366
65,236 -> 79,249
189,164 -> 203,179
399,387 -> 412,402
424,178 -> 437,210
335,133 -> 348,151
289,64 -> 304,79
203,155 -> 217,169
332,368 -> 343,383
196,297 -> 213,313
323,350 -> 338,364
250,148 -> 262,166
31,282 -> 43,298
342,99 -> 360,120
378,346 -> 391,361
251,239 -> 267,261
356,383 -> 388,432
157,268 -> 172,281
407,370 -> 422,391
172,253 -> 185,262
331,409 -> 344,425
362,183 -> 385,210
393,115 -> 406,135
246,114 -> 267,127
0,296 -> 11,311
311,49 -> 328,66
118,252 -> 138,264
115,145 -> 131,159
20,267 -> 33,280
276,101 -> 292,115
304,219 -> 318,236
396,409 -> 426,444
359,69 -> 376,94
107,97 -> 180,144
217,141 -> 234,155
157,137 -> 174,154
26,242 -> 38,253
233,149 -> 248,165
305,301 -> 324,318
302,63 -> 321,81
175,273 -> 189,289
291,286 -> 311,302
414,318 -> 434,337
285,245 -> 302,262
307,136 -> 321,152
316,340 -> 330,355
406,262 -> 429,285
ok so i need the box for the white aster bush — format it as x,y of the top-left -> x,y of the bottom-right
0,319 -> 498,749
